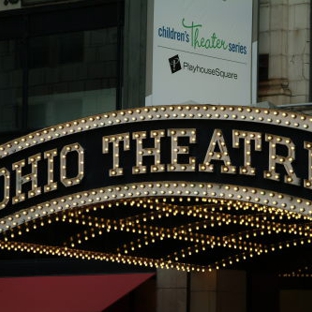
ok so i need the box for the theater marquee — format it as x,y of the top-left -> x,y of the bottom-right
0,105 -> 312,273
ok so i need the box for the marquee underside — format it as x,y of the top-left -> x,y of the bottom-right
0,181 -> 311,277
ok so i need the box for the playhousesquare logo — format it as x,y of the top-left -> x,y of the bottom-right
168,54 -> 238,80
169,54 -> 181,73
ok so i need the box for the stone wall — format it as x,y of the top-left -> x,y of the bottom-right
258,0 -> 310,105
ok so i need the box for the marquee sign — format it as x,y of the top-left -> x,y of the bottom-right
1,104 -> 312,215
1,105 -> 312,273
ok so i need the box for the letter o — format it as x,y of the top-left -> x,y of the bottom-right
60,143 -> 84,187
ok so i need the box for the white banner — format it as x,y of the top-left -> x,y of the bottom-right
147,0 -> 254,106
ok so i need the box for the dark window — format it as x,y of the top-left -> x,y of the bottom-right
59,32 -> 84,64
29,36 -> 50,68
0,0 -> 123,141
0,39 -> 22,133
258,54 -> 269,82
28,28 -> 118,129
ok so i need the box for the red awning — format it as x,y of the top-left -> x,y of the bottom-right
0,273 -> 154,312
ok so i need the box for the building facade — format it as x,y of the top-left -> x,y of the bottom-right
258,0 -> 310,107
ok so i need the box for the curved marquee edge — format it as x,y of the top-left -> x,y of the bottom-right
1,181 -> 311,234
0,104 -> 311,159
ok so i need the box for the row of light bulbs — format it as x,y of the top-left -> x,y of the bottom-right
2,192 -> 311,274
0,105 -> 311,159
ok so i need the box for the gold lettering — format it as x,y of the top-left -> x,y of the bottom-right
60,143 -> 84,187
12,153 -> 41,204
199,129 -> 236,174
0,168 -> 10,209
103,133 -> 130,176
167,128 -> 196,172
232,130 -> 262,175
304,141 -> 312,189
44,149 -> 58,193
132,130 -> 165,174
264,134 -> 300,185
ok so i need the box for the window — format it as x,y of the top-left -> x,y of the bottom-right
28,28 -> 118,129
0,0 -> 123,141
0,39 -> 22,132
258,54 -> 269,82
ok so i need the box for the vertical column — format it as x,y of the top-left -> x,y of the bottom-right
190,270 -> 246,312
157,269 -> 188,312
123,0 -> 147,108
246,272 -> 279,312
157,269 -> 246,312
190,271 -> 217,312
280,290 -> 312,312
216,270 -> 246,312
